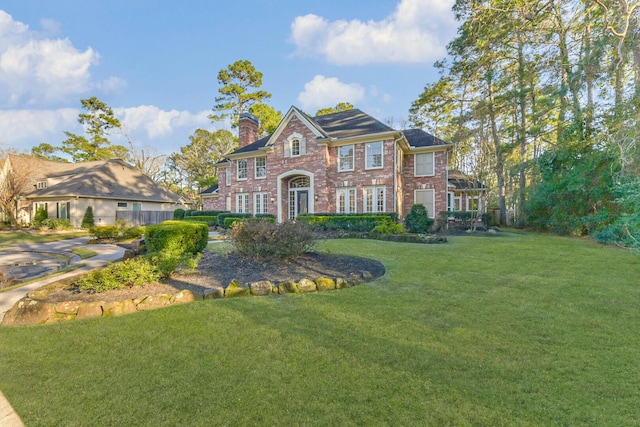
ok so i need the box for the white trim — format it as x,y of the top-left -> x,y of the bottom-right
414,152 -> 435,177
254,156 -> 267,179
337,144 -> 355,172
414,189 -> 436,218
236,159 -> 248,180
365,141 -> 383,170
276,170 -> 314,223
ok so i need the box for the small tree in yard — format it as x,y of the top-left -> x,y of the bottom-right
231,220 -> 317,259
33,206 -> 48,226
405,204 -> 434,234
81,206 -> 95,228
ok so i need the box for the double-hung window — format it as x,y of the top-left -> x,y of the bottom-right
236,193 -> 249,214
363,186 -> 386,213
414,153 -> 434,176
254,192 -> 268,215
336,188 -> 356,214
414,189 -> 435,218
237,159 -> 248,180
255,156 -> 266,179
338,145 -> 354,171
365,141 -> 383,169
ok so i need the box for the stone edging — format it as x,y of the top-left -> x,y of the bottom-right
1,270 -> 375,327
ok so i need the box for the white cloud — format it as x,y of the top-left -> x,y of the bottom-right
0,10 -> 102,106
116,105 -> 211,140
297,75 -> 365,111
0,108 -> 78,147
290,0 -> 455,65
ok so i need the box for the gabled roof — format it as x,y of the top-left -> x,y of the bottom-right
199,184 -> 219,196
7,155 -> 181,203
448,170 -> 488,190
403,129 -> 448,148
311,108 -> 395,139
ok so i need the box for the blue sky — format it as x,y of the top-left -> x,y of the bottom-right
0,0 -> 457,156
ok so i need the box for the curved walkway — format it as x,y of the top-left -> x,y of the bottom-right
0,237 -> 125,426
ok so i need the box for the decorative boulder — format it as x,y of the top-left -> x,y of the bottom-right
136,294 -> 172,311
278,281 -> 299,294
203,287 -> 225,299
335,277 -> 349,289
102,299 -> 138,316
250,281 -> 273,296
225,280 -> 250,298
76,301 -> 106,320
315,277 -> 336,292
297,278 -> 317,293
170,289 -> 197,304
2,298 -> 56,326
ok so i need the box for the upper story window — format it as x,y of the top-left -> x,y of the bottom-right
36,180 -> 47,189
284,133 -> 306,157
237,159 -> 248,180
415,152 -> 434,176
255,156 -> 266,179
338,145 -> 354,171
225,169 -> 231,186
365,141 -> 383,169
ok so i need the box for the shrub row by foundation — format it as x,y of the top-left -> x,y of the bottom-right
297,213 -> 398,232
145,221 -> 208,255
89,225 -> 145,241
230,220 -> 317,259
186,209 -> 230,217
183,216 -> 219,226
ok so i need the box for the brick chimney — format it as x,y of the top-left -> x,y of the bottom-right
238,113 -> 259,148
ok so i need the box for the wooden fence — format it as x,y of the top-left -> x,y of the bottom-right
116,210 -> 174,226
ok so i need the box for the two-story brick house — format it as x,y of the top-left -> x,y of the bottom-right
202,106 -> 453,222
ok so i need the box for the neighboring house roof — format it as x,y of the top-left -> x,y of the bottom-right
448,170 -> 488,190
200,184 -> 219,196
7,155 -> 181,203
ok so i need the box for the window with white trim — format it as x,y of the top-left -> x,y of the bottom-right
255,156 -> 266,179
226,196 -> 231,211
225,170 -> 231,186
237,159 -> 248,180
363,186 -> 386,213
467,195 -> 480,211
284,133 -> 306,157
236,193 -> 249,213
415,152 -> 434,176
254,192 -> 268,214
36,180 -> 47,189
336,188 -> 356,214
366,141 -> 383,169
338,145 -> 354,171
414,189 -> 435,218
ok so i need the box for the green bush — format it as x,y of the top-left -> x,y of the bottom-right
404,204 -> 434,234
81,206 -> 95,228
40,218 -> 72,231
121,226 -> 145,240
298,213 -> 396,232
147,251 -> 202,277
231,220 -> 317,259
145,221 -> 208,255
89,225 -> 120,239
185,210 -> 229,217
184,216 -> 218,226
173,208 -> 186,220
373,218 -> 405,234
223,217 -> 243,228
33,207 -> 48,226
75,257 -> 162,293
218,212 -> 252,228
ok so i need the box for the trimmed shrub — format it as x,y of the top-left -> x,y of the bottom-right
184,216 -> 218,226
121,226 -> 145,240
81,206 -> 95,228
145,221 -> 208,255
40,218 -> 72,231
218,212 -> 252,228
33,207 -> 48,226
231,220 -> 317,259
404,204 -> 434,234
89,225 -> 120,240
173,208 -> 186,220
298,213 -> 397,232
75,257 -> 162,293
223,217 -> 244,228
185,210 -> 229,217
373,218 -> 405,234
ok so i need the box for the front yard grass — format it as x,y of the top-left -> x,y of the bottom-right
1,232 -> 639,426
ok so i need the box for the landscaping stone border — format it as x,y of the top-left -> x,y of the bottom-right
1,270 -> 375,327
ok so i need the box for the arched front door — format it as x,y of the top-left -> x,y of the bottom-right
288,176 -> 310,220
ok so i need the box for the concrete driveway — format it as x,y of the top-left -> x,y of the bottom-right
0,237 -> 125,322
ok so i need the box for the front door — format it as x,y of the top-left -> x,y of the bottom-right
289,189 -> 309,219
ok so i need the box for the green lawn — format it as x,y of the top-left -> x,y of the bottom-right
0,230 -> 89,244
1,233 -> 639,426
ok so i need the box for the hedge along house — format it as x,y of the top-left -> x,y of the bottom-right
2,155 -> 184,227
203,106 -> 464,222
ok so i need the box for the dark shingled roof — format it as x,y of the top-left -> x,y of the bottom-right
232,135 -> 270,155
448,170 -> 487,190
200,184 -> 219,195
311,108 -> 395,138
402,128 -> 448,147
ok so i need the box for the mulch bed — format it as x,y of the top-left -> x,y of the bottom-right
43,251 -> 386,304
